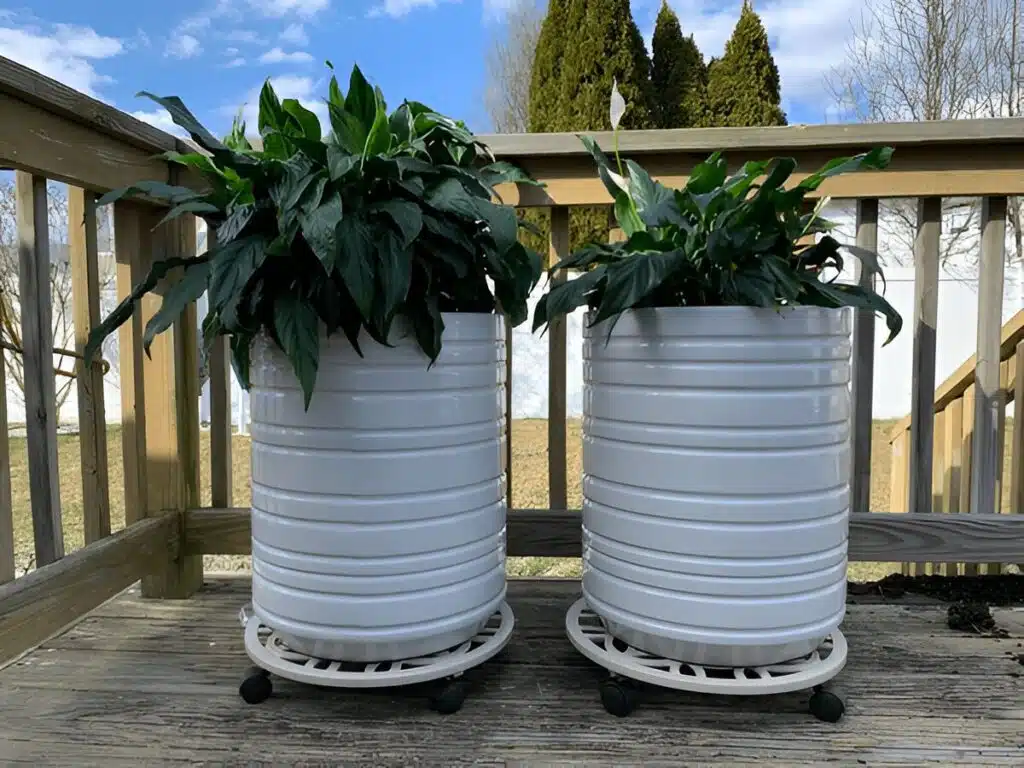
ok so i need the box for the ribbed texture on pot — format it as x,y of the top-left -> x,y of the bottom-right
249,313 -> 507,662
581,306 -> 852,668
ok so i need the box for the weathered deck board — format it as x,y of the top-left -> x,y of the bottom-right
0,577 -> 1021,766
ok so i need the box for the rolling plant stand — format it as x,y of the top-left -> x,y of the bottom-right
566,598 -> 848,722
238,602 -> 514,714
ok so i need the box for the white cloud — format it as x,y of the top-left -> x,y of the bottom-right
249,0 -> 329,17
0,20 -> 123,98
166,33 -> 202,59
369,0 -> 453,19
225,28 -> 267,44
259,46 -> 313,64
280,22 -> 308,45
131,109 -> 189,139
226,57 -> 247,67
223,74 -> 328,133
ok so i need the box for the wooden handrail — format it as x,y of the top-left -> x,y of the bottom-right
889,309 -> 1024,441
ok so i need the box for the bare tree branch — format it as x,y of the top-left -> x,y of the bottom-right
826,0 -> 1023,271
483,0 -> 544,133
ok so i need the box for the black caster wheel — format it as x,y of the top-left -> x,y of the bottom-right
599,677 -> 638,717
239,666 -> 272,704
429,677 -> 469,715
809,686 -> 845,723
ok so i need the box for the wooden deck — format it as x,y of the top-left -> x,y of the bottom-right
0,578 -> 1021,766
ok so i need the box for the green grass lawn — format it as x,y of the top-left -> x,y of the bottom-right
5,418 -> 1012,580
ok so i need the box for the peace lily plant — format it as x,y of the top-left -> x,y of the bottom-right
549,81 -> 906,699
85,63 -> 543,408
532,80 -> 903,340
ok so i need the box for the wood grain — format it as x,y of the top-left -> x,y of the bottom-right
15,172 -> 63,567
138,213 -> 202,598
185,507 -> 1024,563
203,228 -> 233,509
0,514 -> 177,666
1,576 -> 1022,766
113,202 -> 149,527
939,397 -> 964,576
68,188 -> 111,545
0,350 -> 12,584
961,384 -> 978,576
908,197 -> 941,520
850,199 -> 878,516
971,196 -> 1008,520
547,206 -> 569,511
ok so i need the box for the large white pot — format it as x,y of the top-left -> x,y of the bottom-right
249,313 -> 507,662
582,306 -> 852,668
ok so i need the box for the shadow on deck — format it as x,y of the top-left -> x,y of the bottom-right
1,578 -> 1022,766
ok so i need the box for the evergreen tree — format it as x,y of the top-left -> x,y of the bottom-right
558,0 -> 655,131
529,0 -> 570,133
705,0 -> 786,127
651,1 -> 708,128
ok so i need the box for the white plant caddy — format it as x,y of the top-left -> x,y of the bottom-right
566,598 -> 848,720
239,601 -> 514,712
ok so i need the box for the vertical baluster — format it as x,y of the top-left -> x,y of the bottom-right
15,172 -> 63,567
547,206 -> 569,511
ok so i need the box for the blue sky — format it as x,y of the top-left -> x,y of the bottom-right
1,1 -> 860,140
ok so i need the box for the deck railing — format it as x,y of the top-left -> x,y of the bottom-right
1,55 -> 1023,666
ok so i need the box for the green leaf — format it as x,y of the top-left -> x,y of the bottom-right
800,276 -> 903,345
625,160 -> 674,227
410,293 -> 444,363
533,268 -> 606,334
480,161 -> 544,188
613,193 -> 645,238
217,204 -> 256,243
95,181 -> 203,209
155,200 -> 220,229
142,261 -> 212,355
375,230 -> 412,325
389,103 -> 414,145
327,145 -> 359,181
328,102 -> 366,155
363,101 -> 391,159
84,255 -> 209,364
273,292 -> 321,410
136,91 -> 226,153
373,201 -> 422,247
592,251 -> 684,327
335,214 -> 376,319
208,236 -> 268,313
345,64 -> 377,135
301,190 -> 343,270
799,147 -> 894,191
282,98 -> 322,140
328,72 -> 344,108
230,332 -> 254,390
257,80 -> 286,135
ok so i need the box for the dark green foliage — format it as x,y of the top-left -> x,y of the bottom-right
533,134 -> 903,346
558,0 -> 655,131
85,64 -> 543,409
651,1 -> 708,129
528,0 -> 657,251
705,0 -> 786,127
529,0 -> 570,133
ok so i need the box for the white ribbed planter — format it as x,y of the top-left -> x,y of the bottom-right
248,313 -> 507,662
581,306 -> 852,668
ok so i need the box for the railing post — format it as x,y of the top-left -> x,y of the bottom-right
547,206 -> 569,511
204,226 -> 233,510
971,196 -> 1007,575
906,197 -> 941,574
15,172 -> 63,567
116,202 -> 202,598
850,198 -> 878,514
939,396 -> 964,575
69,188 -> 111,545
0,347 -> 13,584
